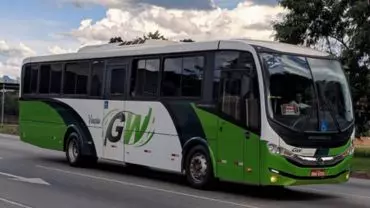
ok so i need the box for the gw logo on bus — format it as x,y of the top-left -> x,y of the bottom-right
103,108 -> 155,147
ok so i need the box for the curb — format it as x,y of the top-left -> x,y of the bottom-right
0,133 -> 19,140
351,172 -> 370,180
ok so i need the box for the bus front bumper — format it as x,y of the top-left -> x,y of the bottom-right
261,153 -> 352,186
266,168 -> 350,186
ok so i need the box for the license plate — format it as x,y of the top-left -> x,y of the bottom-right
311,169 -> 326,177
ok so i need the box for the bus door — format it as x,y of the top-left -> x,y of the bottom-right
102,61 -> 129,162
217,69 -> 248,182
215,51 -> 260,183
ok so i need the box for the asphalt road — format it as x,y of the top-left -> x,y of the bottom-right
0,135 -> 370,208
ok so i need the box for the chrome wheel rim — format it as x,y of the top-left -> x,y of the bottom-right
68,139 -> 78,163
189,153 -> 208,183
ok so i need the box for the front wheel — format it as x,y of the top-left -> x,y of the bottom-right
185,145 -> 214,189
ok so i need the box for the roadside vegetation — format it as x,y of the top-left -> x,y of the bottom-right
352,139 -> 370,178
0,124 -> 18,135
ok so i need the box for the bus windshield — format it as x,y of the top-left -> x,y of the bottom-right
260,53 -> 353,133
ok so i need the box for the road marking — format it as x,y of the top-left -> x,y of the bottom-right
37,165 -> 260,208
0,171 -> 50,186
0,157 -> 2,160
294,187 -> 370,200
0,196 -> 33,208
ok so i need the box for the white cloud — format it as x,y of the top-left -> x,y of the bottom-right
70,1 -> 286,45
0,41 -> 36,58
62,0 -> 216,10
48,45 -> 77,54
0,0 -> 285,79
0,41 -> 37,78
0,61 -> 19,79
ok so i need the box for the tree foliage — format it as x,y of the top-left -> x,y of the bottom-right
142,30 -> 167,40
109,37 -> 123,43
273,0 -> 370,136
180,39 -> 195,42
109,31 -> 196,45
131,30 -> 168,42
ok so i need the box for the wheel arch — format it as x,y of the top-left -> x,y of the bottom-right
181,137 -> 216,176
63,124 -> 97,158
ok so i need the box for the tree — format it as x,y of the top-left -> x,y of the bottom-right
143,30 -> 167,40
131,30 -> 168,42
109,37 -> 123,43
180,39 -> 195,42
109,32 -> 196,45
273,0 -> 370,136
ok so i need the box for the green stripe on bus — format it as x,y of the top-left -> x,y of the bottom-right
19,101 -> 66,151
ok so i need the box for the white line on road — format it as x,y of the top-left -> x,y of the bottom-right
37,165 -> 261,208
0,196 -> 33,208
0,171 -> 50,186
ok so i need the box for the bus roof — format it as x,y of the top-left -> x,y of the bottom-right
22,38 -> 331,65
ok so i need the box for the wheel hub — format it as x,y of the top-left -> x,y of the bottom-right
68,140 -> 78,163
190,154 -> 207,183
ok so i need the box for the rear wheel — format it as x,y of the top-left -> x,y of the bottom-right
66,132 -> 97,167
185,145 -> 214,189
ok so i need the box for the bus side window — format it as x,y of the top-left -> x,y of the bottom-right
50,64 -> 62,94
39,65 -> 51,94
161,56 -> 204,97
39,63 -> 63,95
90,61 -> 104,97
22,65 -> 32,94
110,68 -> 126,96
64,62 -> 90,95
131,58 -> 160,97
30,65 -> 39,94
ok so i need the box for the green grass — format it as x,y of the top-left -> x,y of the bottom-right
0,124 -> 19,135
351,147 -> 370,177
354,147 -> 370,158
351,157 -> 370,173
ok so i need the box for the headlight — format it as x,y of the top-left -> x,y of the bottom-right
341,142 -> 355,157
267,143 -> 294,158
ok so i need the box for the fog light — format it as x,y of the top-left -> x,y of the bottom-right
270,176 -> 278,183
346,173 -> 350,180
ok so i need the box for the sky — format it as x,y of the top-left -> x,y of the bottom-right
0,0 -> 285,78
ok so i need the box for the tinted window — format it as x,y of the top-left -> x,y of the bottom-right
182,56 -> 204,97
162,56 -> 204,97
39,65 -> 51,94
30,65 -> 39,93
214,51 -> 256,99
110,68 -> 126,95
22,65 -> 32,94
215,51 -> 240,71
162,58 -> 182,97
132,59 -> 160,97
90,61 -> 104,97
38,64 -> 62,94
50,64 -> 62,94
64,62 -> 89,94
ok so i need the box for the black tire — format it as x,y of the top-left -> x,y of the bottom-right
66,132 -> 97,167
66,132 -> 83,167
185,145 -> 214,189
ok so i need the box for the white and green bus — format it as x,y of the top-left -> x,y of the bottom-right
19,39 -> 355,188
